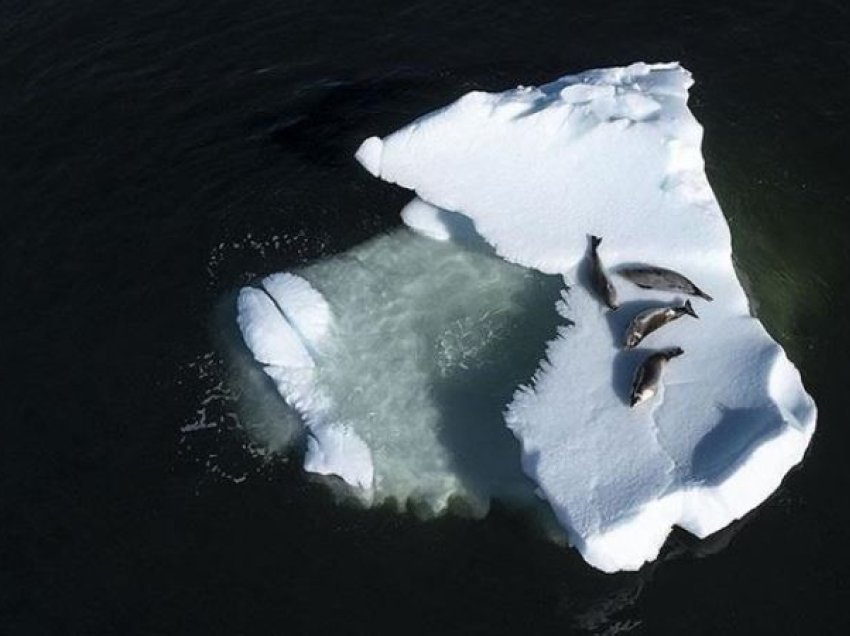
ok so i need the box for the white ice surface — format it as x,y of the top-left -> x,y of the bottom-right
262,273 -> 332,346
399,197 -> 487,245
358,62 -> 723,275
236,275 -> 375,491
357,62 -> 816,571
236,287 -> 314,369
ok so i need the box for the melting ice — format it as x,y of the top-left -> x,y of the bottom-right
236,227 -> 566,514
236,62 -> 816,572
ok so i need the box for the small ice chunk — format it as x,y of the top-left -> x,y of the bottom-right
400,197 -> 486,245
400,198 -> 455,241
304,421 -> 375,491
236,287 -> 314,368
354,136 -> 383,176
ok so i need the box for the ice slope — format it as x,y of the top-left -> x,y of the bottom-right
356,62 -> 816,571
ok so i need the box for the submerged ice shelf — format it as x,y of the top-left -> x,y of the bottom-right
236,229 -> 566,514
237,62 -> 816,572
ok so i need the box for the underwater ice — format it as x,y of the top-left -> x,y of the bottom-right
237,62 -> 816,572
236,231 -> 565,513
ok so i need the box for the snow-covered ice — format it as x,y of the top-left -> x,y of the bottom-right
235,62 -> 815,573
353,62 -> 816,571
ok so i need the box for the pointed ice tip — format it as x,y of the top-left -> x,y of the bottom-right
354,136 -> 384,176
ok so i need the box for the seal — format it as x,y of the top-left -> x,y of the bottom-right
624,300 -> 698,348
588,235 -> 618,310
618,265 -> 713,301
630,347 -> 684,407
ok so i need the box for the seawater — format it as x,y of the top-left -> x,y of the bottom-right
4,0 -> 849,633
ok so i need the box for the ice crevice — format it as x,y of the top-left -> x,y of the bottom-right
236,273 -> 376,492
647,377 -> 679,481
236,62 -> 816,573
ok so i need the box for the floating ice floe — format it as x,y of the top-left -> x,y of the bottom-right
237,62 -> 816,572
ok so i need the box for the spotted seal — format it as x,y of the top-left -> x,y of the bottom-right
618,265 -> 713,301
630,347 -> 684,407
624,300 -> 698,348
588,235 -> 618,310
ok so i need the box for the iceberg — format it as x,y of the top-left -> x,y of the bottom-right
236,62 -> 816,572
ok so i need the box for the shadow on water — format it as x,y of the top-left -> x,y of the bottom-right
254,62 -> 583,169
570,496 -> 775,630
561,504 -> 765,633
251,73 -> 434,167
669,507 -> 757,559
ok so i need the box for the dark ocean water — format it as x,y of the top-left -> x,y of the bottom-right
3,1 -> 850,633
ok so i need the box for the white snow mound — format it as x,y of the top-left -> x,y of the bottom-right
236,274 -> 375,492
356,62 -> 816,571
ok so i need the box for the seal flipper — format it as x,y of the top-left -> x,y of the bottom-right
682,299 -> 699,319
664,346 -> 684,359
695,287 -> 713,302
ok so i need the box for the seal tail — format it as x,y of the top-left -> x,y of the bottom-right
682,299 -> 699,319
695,287 -> 713,302
590,235 -> 602,249
665,346 -> 684,359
